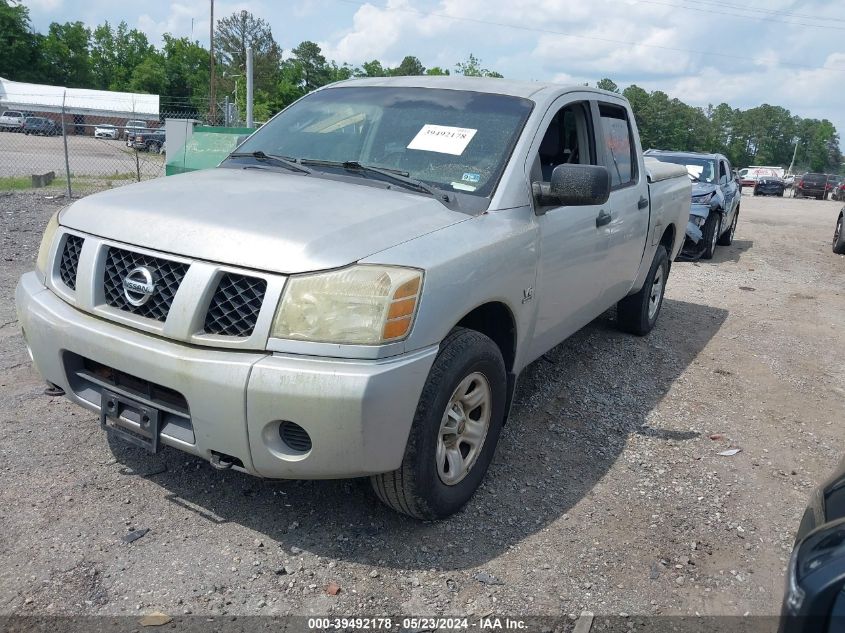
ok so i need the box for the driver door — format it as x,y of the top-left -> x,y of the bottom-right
526,96 -> 613,360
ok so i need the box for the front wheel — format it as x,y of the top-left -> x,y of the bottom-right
370,327 -> 506,519
701,212 -> 721,259
617,245 -> 669,336
833,214 -> 845,255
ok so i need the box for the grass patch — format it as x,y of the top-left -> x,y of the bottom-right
0,176 -> 36,191
0,173 -> 142,192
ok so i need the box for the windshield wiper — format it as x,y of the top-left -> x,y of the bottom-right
299,159 -> 453,205
228,151 -> 311,174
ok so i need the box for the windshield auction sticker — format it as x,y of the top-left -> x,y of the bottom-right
407,124 -> 477,155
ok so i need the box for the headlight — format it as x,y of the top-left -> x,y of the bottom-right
271,265 -> 423,345
691,192 -> 715,204
35,211 -> 61,281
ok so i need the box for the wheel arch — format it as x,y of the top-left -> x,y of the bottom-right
453,301 -> 517,374
452,301 -> 519,423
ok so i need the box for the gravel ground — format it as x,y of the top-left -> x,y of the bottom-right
0,189 -> 843,621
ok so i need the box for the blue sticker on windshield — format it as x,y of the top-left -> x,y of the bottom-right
462,173 -> 481,183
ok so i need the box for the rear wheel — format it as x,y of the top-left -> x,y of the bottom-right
617,245 -> 669,336
370,327 -> 506,519
701,212 -> 721,259
833,214 -> 845,255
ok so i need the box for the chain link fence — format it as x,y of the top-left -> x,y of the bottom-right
0,89 -> 226,196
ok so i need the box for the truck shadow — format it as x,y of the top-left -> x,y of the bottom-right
109,297 -> 728,571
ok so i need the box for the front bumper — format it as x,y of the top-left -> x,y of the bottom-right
16,272 -> 437,479
684,204 -> 711,244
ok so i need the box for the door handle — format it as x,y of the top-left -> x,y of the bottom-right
596,210 -> 612,227
638,196 -> 649,210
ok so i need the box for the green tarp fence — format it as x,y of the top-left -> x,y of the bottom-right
165,126 -> 255,176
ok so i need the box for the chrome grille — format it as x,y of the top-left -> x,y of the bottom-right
103,247 -> 188,322
58,235 -> 84,290
203,273 -> 267,337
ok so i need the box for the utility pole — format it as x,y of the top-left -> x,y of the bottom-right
787,137 -> 799,176
209,0 -> 215,125
246,47 -> 254,128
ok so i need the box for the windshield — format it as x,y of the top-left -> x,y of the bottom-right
651,155 -> 717,183
234,86 -> 534,198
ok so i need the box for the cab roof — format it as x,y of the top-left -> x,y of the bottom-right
328,75 -> 615,101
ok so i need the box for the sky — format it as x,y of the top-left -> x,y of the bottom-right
22,0 -> 845,140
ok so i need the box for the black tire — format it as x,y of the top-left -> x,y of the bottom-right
701,212 -> 721,260
370,327 -> 506,519
833,213 -> 845,255
617,245 -> 669,336
718,210 -> 738,246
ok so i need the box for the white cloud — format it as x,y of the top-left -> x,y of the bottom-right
24,0 -> 64,10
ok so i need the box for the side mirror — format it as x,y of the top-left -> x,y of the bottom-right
780,518 -> 845,633
532,164 -> 611,213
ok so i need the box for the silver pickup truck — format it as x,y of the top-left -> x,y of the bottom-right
17,77 -> 690,519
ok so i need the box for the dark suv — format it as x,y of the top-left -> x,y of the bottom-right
795,173 -> 834,200
645,150 -> 741,259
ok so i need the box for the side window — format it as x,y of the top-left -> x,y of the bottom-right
597,103 -> 637,188
719,161 -> 729,183
534,102 -> 595,183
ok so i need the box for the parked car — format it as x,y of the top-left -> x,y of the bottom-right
833,207 -> 845,254
831,179 -> 845,202
739,167 -> 778,188
754,175 -> 786,197
795,173 -> 834,200
129,128 -> 165,152
779,456 -> 845,632
22,116 -> 59,136
94,124 -> 118,139
16,77 -> 691,519
122,119 -> 148,140
0,110 -> 26,132
645,150 -> 741,259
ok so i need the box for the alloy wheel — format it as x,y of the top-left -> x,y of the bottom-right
436,372 -> 492,486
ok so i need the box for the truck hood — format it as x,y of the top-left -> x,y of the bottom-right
60,167 -> 469,274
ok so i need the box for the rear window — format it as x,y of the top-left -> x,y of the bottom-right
803,174 -> 828,183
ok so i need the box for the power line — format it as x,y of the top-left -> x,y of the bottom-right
674,0 -> 845,23
633,0 -> 845,30
332,0 -> 845,73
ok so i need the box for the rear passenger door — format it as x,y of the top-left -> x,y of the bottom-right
595,101 -> 651,303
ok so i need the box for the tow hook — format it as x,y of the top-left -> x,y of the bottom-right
210,451 -> 236,470
43,382 -> 65,397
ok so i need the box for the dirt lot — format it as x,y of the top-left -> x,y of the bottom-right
0,189 -> 843,622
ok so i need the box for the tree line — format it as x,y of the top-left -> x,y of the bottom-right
1,1 -> 840,173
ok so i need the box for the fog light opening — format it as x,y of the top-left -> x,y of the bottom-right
279,421 -> 312,454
